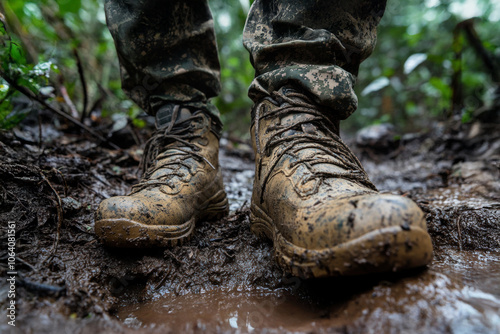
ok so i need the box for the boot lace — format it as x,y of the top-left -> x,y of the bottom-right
254,89 -> 377,201
131,106 -> 215,194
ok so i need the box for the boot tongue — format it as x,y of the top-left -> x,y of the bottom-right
151,106 -> 197,176
279,112 -> 346,175
177,108 -> 192,122
156,105 -> 192,130
280,113 -> 319,137
150,108 -> 196,180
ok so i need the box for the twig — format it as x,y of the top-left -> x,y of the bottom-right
127,123 -> 142,146
58,79 -> 79,119
40,171 -> 64,264
154,266 -> 172,290
51,168 -> 68,198
459,19 -> 500,82
237,200 -> 248,213
0,69 -> 121,150
16,274 -> 66,297
16,256 -> 38,272
1,185 -> 29,211
452,18 -> 500,116
73,49 -> 89,122
222,249 -> 235,259
38,111 -> 43,151
451,23 -> 464,116
164,249 -> 183,266
456,214 -> 463,251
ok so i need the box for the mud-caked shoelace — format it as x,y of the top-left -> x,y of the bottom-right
131,107 -> 215,194
254,89 -> 377,202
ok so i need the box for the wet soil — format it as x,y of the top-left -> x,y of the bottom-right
0,116 -> 499,334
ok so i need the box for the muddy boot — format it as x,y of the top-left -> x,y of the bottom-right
250,87 -> 433,278
95,105 -> 228,247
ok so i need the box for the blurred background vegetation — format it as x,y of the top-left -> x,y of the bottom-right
0,0 -> 499,138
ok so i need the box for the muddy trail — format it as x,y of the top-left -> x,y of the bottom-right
0,113 -> 499,334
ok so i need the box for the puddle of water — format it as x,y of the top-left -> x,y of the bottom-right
118,290 -> 321,332
116,250 -> 500,333
432,249 -> 500,298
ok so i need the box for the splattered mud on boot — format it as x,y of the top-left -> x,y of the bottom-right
95,106 -> 228,247
249,87 -> 433,278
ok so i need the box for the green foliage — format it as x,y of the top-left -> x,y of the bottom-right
347,0 -> 500,132
0,18 -> 19,129
0,0 -> 131,129
0,14 -> 59,129
461,108 -> 474,123
210,0 -> 254,136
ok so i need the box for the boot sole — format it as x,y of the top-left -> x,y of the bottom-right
95,190 -> 228,248
250,204 -> 433,279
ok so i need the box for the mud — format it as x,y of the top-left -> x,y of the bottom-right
0,117 -> 499,333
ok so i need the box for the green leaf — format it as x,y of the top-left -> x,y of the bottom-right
0,101 -> 30,130
461,109 -> 474,124
58,0 -> 83,15
132,118 -> 146,128
428,77 -> 451,99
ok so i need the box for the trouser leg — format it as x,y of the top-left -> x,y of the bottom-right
243,0 -> 386,120
105,0 -> 222,127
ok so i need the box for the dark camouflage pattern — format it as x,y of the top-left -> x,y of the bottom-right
105,0 -> 386,127
244,0 -> 386,120
104,0 -> 221,118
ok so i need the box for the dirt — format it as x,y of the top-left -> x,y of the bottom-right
0,114 -> 499,334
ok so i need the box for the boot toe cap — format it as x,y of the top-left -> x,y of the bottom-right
290,193 -> 428,250
273,194 -> 433,277
95,194 -> 194,247
96,195 -> 154,223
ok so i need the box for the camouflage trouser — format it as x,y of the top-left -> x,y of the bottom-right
105,0 -> 386,131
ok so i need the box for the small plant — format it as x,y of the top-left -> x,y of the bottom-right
0,16 -> 58,129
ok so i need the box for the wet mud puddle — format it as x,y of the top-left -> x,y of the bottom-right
116,249 -> 500,333
118,290 -> 318,332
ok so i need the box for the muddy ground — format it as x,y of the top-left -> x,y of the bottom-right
0,111 -> 499,334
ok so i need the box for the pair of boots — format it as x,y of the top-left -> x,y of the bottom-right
95,86 -> 433,279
